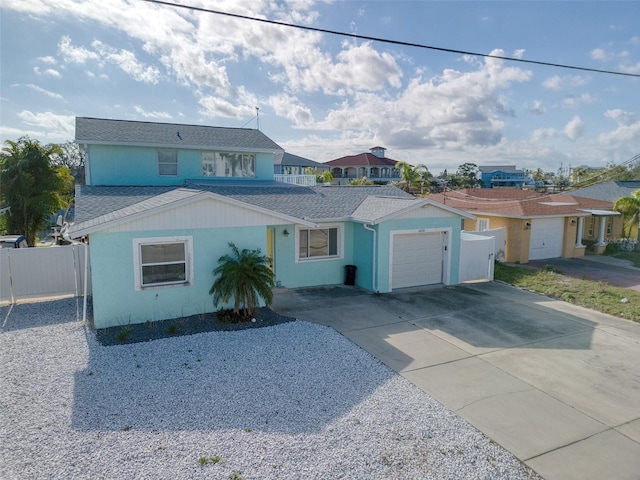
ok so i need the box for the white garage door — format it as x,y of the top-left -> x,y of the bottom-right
392,232 -> 444,289
529,218 -> 564,260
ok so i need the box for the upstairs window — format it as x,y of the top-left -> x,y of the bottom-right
477,218 -> 489,231
202,151 -> 256,177
297,225 -> 342,261
158,149 -> 178,176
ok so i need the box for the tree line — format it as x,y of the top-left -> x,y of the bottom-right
0,138 -> 84,246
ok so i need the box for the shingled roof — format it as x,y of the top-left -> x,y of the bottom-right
75,117 -> 283,152
570,180 -> 640,203
71,182 -> 416,230
430,188 -> 615,217
275,152 -> 326,169
324,152 -> 399,167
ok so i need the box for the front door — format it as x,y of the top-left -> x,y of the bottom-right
266,228 -> 274,271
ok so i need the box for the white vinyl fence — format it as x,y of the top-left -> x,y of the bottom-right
465,227 -> 506,262
0,244 -> 91,304
459,232 -> 495,282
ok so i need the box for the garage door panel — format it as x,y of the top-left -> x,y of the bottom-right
392,232 -> 444,289
529,218 -> 564,260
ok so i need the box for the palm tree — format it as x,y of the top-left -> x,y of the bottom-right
613,189 -> 640,249
395,161 -> 430,193
209,242 -> 275,317
349,176 -> 374,185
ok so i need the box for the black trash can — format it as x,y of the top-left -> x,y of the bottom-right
344,265 -> 357,286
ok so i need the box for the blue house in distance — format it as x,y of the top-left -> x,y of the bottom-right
479,165 -> 535,188
70,117 -> 473,329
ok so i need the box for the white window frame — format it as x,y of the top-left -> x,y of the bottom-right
477,218 -> 489,231
295,223 -> 343,263
133,236 -> 194,291
201,151 -> 256,178
158,149 -> 178,176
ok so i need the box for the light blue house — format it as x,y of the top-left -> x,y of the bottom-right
70,117 -> 473,329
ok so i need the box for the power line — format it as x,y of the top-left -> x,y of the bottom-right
141,0 -> 640,78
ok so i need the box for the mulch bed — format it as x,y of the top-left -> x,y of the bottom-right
94,308 -> 296,346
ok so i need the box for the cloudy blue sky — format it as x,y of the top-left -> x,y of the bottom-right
1,0 -> 639,174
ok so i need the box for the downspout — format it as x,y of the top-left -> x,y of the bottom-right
363,223 -> 378,293
82,236 -> 89,324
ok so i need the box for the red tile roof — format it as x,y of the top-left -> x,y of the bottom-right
324,152 -> 399,167
429,188 -> 614,217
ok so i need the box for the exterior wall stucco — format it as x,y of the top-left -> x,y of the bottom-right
472,216 -> 531,263
270,223 -> 357,289
87,145 -> 275,185
89,226 -> 268,328
374,216 -> 463,292
562,217 -> 586,258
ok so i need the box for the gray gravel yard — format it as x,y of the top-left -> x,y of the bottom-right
0,298 -> 540,479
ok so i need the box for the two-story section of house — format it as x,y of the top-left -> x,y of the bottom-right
71,117 -> 473,329
77,117 -> 279,186
479,165 -> 535,188
324,147 -> 402,184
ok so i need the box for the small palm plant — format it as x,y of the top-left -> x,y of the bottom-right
614,189 -> 640,247
209,242 -> 275,318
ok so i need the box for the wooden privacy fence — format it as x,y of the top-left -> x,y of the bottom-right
0,244 -> 91,304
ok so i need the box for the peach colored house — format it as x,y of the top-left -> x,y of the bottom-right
430,188 -> 620,263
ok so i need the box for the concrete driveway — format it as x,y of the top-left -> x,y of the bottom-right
272,282 -> 640,480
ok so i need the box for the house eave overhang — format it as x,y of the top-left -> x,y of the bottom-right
77,140 -> 284,154
302,216 -> 350,224
469,211 -> 596,219
580,209 -> 621,217
68,188 -> 315,238
351,198 -> 475,225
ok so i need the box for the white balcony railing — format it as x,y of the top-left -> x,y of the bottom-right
274,174 -> 317,186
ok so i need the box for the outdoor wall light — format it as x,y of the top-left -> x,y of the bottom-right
283,229 -> 290,237
524,222 -> 532,229
570,219 -> 577,225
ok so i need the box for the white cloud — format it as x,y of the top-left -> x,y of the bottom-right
38,56 -> 57,64
268,94 -> 315,127
604,109 -> 637,126
620,61 -> 640,74
16,111 -> 75,140
531,100 -> 546,115
590,48 -> 608,60
58,35 -> 99,64
513,49 -> 525,59
562,93 -> 595,108
542,75 -> 562,90
24,84 -> 63,100
133,106 -> 172,119
311,49 -> 531,150
198,95 -> 255,119
598,120 -> 640,145
92,41 -> 160,84
564,115 -> 585,140
531,127 -> 560,142
542,74 -> 589,90
34,66 -> 62,77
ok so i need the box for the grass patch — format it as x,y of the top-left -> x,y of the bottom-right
606,250 -> 640,268
494,262 -> 640,322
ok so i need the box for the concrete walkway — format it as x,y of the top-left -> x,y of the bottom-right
272,282 -> 640,480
